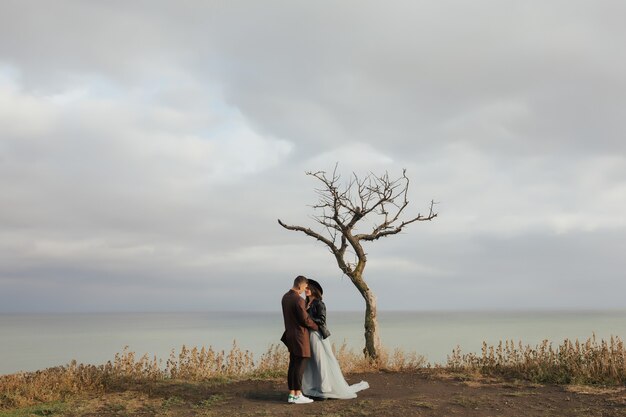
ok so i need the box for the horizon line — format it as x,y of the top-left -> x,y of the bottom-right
2,308 -> 626,315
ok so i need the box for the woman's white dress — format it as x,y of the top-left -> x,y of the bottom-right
302,330 -> 369,399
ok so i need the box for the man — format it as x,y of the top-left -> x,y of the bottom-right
281,275 -> 319,404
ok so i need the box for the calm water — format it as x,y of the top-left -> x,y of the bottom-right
1,310 -> 625,375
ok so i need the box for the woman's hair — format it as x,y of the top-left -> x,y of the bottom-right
306,284 -> 323,304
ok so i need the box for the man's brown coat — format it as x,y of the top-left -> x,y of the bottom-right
280,289 -> 319,357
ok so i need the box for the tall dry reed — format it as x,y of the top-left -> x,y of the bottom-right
2,340 -> 423,409
3,334 -> 623,409
446,334 -> 626,385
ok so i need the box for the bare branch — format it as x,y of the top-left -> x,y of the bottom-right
355,200 -> 438,241
278,219 -> 353,275
277,219 -> 336,249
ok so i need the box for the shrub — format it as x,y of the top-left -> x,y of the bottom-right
446,334 -> 626,385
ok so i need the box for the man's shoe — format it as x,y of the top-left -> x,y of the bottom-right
287,395 -> 296,403
291,394 -> 314,404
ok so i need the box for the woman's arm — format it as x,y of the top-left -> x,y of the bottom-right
296,297 -> 319,331
315,301 -> 327,327
313,300 -> 331,339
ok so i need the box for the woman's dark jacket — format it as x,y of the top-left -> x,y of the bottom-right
307,299 -> 331,339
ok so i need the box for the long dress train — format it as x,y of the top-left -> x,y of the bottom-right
302,330 -> 369,399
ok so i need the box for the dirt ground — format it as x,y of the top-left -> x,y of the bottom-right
54,369 -> 626,417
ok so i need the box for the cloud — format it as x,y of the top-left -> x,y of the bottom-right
0,1 -> 625,312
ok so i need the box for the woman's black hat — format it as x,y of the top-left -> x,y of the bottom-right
307,279 -> 323,295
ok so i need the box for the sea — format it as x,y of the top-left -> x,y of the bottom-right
1,310 -> 625,375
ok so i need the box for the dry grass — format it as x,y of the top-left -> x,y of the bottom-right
2,334 -> 624,410
446,334 -> 626,385
0,340 -> 423,409
333,342 -> 427,373
0,362 -> 104,409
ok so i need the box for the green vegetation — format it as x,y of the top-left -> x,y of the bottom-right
0,401 -> 67,417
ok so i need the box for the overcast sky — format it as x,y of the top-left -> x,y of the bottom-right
1,1 -> 625,313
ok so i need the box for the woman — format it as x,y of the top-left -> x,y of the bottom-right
301,279 -> 369,399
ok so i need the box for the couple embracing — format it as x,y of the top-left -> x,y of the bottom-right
280,275 -> 369,404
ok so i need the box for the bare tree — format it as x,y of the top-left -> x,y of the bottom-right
278,166 -> 437,359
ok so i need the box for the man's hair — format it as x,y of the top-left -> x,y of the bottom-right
293,275 -> 308,288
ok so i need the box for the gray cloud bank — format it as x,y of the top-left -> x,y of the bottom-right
1,1 -> 625,312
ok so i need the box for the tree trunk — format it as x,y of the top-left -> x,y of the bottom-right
352,273 -> 381,360
363,289 -> 381,360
